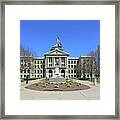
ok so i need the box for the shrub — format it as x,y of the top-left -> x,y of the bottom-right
76,83 -> 81,86
54,85 -> 59,88
66,84 -> 71,87
42,85 -> 46,87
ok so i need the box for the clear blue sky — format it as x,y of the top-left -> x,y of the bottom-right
20,20 -> 100,57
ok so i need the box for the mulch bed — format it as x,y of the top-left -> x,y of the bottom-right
25,82 -> 90,91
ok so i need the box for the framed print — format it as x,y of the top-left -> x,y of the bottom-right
0,0 -> 119,119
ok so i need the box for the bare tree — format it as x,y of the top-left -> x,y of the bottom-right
95,45 -> 100,79
87,51 -> 96,81
20,45 -> 36,80
86,45 -> 100,85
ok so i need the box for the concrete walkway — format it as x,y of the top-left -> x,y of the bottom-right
20,79 -> 100,100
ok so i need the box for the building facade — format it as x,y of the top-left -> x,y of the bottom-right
20,39 -> 96,79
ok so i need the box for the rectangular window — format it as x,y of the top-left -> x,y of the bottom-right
68,61 -> 70,64
49,57 -> 52,63
38,61 -> 39,64
71,70 -> 73,73
41,70 -> 42,73
38,65 -> 39,68
61,57 -> 65,63
35,65 -> 36,68
74,70 -> 76,73
38,75 -> 39,78
61,64 -> 65,67
77,75 -> 79,77
37,70 -> 39,73
28,63 -> 30,67
71,61 -> 73,64
24,63 -> 27,67
74,75 -> 76,77
71,65 -> 73,68
68,65 -> 70,68
74,61 -> 76,64
28,69 -> 30,73
69,70 -> 70,73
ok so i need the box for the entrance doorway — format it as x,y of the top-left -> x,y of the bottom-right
61,69 -> 65,78
49,69 -> 53,78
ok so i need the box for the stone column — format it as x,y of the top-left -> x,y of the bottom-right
46,69 -> 49,78
60,57 -> 61,67
54,57 -> 55,67
65,57 -> 67,67
45,57 -> 48,68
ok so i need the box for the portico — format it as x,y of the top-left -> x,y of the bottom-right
44,38 -> 69,79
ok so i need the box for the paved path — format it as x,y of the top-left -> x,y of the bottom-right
20,79 -> 100,100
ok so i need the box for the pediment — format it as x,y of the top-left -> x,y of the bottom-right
44,49 -> 69,56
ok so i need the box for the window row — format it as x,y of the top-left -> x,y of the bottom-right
69,75 -> 76,78
20,75 -> 43,78
48,57 -> 66,63
20,69 -> 30,73
34,70 -> 42,73
68,65 -> 76,68
68,70 -> 76,73
35,65 -> 43,68
20,69 -> 43,74
34,60 -> 43,64
34,75 -> 43,78
48,64 -> 66,67
68,60 -> 78,64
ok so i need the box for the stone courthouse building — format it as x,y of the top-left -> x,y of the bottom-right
20,38 -> 96,79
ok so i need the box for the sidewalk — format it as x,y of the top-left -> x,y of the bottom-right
20,79 -> 100,100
